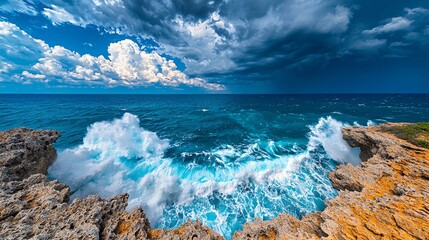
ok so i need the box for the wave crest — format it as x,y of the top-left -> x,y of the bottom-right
309,116 -> 360,165
49,113 -> 360,238
49,112 -> 169,196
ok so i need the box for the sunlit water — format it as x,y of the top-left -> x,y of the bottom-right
1,94 -> 428,239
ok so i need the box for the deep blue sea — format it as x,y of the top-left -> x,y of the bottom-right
1,94 -> 428,238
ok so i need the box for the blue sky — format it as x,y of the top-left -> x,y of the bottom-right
0,0 -> 428,93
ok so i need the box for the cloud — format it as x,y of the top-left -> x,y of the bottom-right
167,0 -> 353,76
0,21 -> 224,90
1,0 -> 429,89
0,0 -> 37,16
350,39 -> 387,50
363,17 -> 413,34
354,6 -> 429,54
42,5 -> 86,26
0,21 -> 48,80
405,7 -> 428,15
22,71 -> 46,79
28,0 -> 353,77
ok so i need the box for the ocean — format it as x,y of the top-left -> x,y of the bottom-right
1,94 -> 428,238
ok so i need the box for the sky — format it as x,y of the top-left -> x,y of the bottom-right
0,0 -> 428,94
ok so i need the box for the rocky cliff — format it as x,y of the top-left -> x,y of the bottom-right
1,124 -> 428,239
234,123 -> 429,239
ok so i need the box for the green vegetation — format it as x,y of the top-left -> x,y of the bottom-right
383,122 -> 429,149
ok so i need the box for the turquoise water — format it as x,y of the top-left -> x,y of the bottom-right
1,94 -> 428,238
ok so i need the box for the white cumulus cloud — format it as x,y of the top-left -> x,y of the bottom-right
0,21 -> 224,90
0,21 -> 48,81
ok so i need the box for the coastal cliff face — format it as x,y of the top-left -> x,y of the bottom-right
234,123 -> 429,240
1,124 -> 428,239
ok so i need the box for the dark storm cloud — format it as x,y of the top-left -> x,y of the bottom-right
232,32 -> 341,73
21,0 -> 353,75
31,0 -> 225,42
172,0 -> 223,19
218,0 -> 283,21
2,0 -> 429,92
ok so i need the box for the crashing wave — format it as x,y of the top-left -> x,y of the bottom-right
49,113 -> 360,239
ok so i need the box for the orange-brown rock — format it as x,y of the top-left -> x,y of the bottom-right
150,220 -> 223,240
234,123 -> 429,240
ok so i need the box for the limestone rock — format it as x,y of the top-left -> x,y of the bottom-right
234,123 -> 429,240
151,220 -> 224,240
233,213 -> 324,240
0,128 -> 60,182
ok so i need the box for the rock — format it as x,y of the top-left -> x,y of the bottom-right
101,203 -> 151,239
234,123 -> 429,239
233,213 -> 324,240
0,128 -> 60,182
392,184 -> 407,196
151,220 -> 223,240
329,164 -> 364,191
0,158 -> 149,239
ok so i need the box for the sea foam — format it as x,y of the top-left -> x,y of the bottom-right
308,116 -> 360,166
49,113 -> 360,239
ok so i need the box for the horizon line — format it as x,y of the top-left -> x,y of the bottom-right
0,93 -> 428,95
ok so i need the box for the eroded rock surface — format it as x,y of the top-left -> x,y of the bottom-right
151,220 -> 224,240
0,128 -> 60,182
234,123 -> 429,240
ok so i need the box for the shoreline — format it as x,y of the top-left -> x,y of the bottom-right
1,124 -> 428,239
